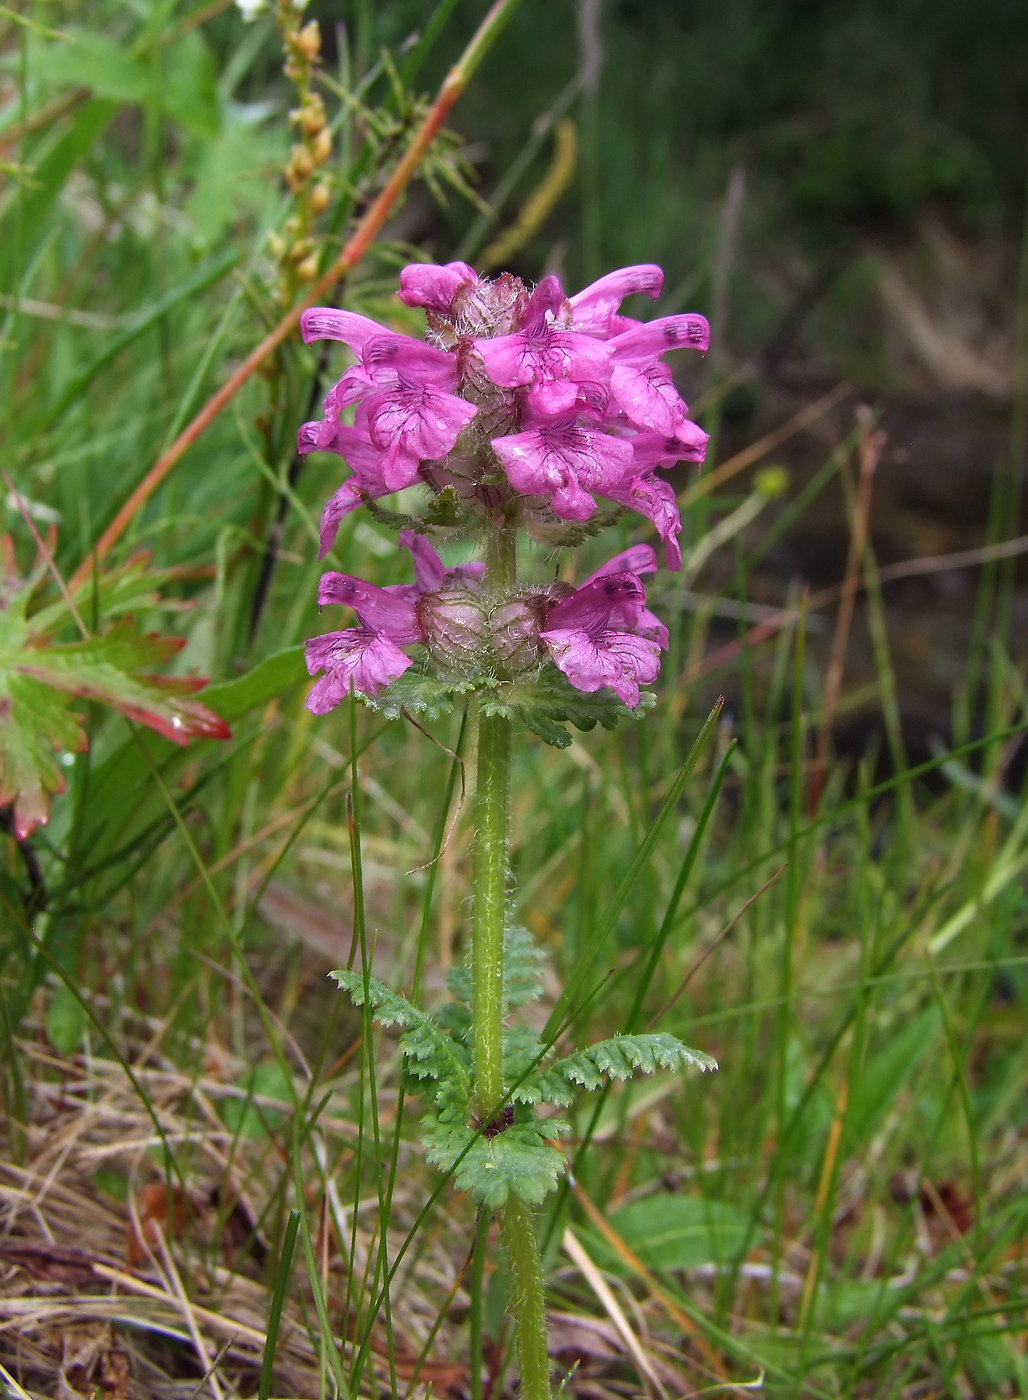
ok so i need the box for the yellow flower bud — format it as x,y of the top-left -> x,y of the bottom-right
296,254 -> 319,283
297,19 -> 321,59
309,181 -> 331,215
310,129 -> 332,165
300,95 -> 326,136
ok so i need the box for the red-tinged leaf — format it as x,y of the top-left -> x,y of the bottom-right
1,554 -> 229,837
17,621 -> 230,746
0,675 -> 85,839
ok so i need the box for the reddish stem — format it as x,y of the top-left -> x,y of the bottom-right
70,0 -> 522,591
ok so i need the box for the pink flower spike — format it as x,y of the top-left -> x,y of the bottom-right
570,264 -> 664,337
397,262 -> 478,314
305,629 -> 413,710
317,572 -> 422,644
491,421 -> 633,522
609,314 -> 710,362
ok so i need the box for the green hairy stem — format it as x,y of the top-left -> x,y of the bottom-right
501,1196 -> 552,1400
472,526 -> 552,1397
471,703 -> 511,1116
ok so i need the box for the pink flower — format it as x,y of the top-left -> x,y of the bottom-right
603,473 -> 683,571
609,361 -> 690,436
306,629 -> 414,711
569,264 -> 664,338
297,422 -> 394,556
541,547 -> 667,707
302,311 -> 478,491
609,314 -> 710,361
491,414 -> 634,522
473,276 -> 611,416
630,423 -> 710,469
397,261 -> 478,315
306,537 -> 494,710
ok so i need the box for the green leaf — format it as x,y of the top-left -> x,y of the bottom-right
846,1007 -> 938,1146
202,645 -> 306,723
0,550 -> 228,837
164,32 -> 220,137
356,668 -> 477,722
46,979 -> 87,1056
447,924 -> 545,1011
331,970 -> 471,1094
547,1033 -> 717,1096
602,1194 -> 750,1270
0,100 -> 117,279
18,620 -> 230,745
42,32 -> 151,104
422,1104 -> 568,1208
481,670 -> 655,749
221,1060 -> 293,1141
0,673 -> 84,839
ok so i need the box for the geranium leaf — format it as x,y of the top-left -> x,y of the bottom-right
17,620 -> 230,745
0,544 -> 229,837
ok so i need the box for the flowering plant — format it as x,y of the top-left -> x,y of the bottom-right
301,262 -> 708,724
301,262 -> 717,1399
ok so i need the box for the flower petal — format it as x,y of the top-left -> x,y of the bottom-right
398,530 -> 446,590
492,423 -> 633,522
582,544 -> 659,583
305,628 -> 413,708
301,308 -> 390,351
609,314 -> 710,362
397,261 -> 478,313
541,626 -> 660,708
544,572 -> 647,633
318,480 -> 365,558
317,572 -> 421,643
602,476 -> 683,571
366,383 -> 479,487
570,264 -> 664,337
609,362 -> 688,434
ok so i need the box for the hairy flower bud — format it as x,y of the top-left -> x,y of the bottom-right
490,597 -> 544,673
417,586 -> 490,671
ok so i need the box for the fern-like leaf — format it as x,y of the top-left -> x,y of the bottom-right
332,971 -> 471,1091
423,1102 -> 568,1208
548,1033 -> 717,1095
447,923 -> 545,1011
